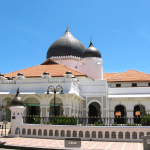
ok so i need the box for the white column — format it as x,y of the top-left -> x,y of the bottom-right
46,106 -> 49,117
63,106 -> 66,116
69,106 -> 71,117
77,102 -> 79,117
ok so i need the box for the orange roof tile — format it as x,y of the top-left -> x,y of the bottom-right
4,59 -> 86,78
104,69 -> 150,82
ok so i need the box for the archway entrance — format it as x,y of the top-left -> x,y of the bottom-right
24,98 -> 40,123
133,104 -> 145,124
88,102 -> 101,124
2,98 -> 12,122
50,97 -> 63,116
114,105 -> 126,124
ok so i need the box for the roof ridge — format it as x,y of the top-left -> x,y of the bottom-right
4,64 -> 40,76
128,69 -> 150,76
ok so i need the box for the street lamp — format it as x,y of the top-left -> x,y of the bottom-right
47,85 -> 63,116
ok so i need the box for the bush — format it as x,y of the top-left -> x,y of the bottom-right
59,119 -> 62,125
141,113 -> 150,126
94,121 -> 98,126
33,115 -> 40,124
65,119 -> 69,125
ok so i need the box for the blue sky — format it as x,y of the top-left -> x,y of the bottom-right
0,0 -> 150,74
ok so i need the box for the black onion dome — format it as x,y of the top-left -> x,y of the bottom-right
82,39 -> 101,58
8,77 -> 13,80
66,71 -> 72,74
43,71 -> 49,75
46,26 -> 86,58
11,88 -> 24,106
17,72 -> 23,76
0,73 -> 4,77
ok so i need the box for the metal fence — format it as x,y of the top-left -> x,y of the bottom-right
22,116 -> 150,126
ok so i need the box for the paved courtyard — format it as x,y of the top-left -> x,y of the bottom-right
0,137 -> 143,150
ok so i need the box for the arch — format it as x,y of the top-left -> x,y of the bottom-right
79,131 -> 83,137
118,132 -> 123,139
125,132 -> 130,139
27,129 -> 31,135
44,129 -> 47,136
55,130 -> 59,136
50,97 -> 63,116
85,131 -> 90,138
114,104 -> 126,124
92,131 -> 96,138
139,132 -> 144,139
15,127 -> 20,135
133,104 -> 146,124
33,129 -> 36,135
61,130 -> 65,137
49,130 -> 53,136
24,97 -> 40,123
22,128 -> 26,135
132,132 -> 137,139
38,129 -> 42,136
147,132 -> 150,136
98,131 -> 103,138
2,97 -> 12,122
73,130 -> 77,137
105,131 -> 109,138
67,130 -> 71,137
87,100 -> 102,108
112,131 -> 116,139
88,101 -> 101,124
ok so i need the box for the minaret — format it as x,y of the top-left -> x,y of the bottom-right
8,88 -> 25,137
80,37 -> 103,80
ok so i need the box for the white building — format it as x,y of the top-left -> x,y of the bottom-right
1,26 -> 150,124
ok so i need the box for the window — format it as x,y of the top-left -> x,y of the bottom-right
148,83 -> 150,86
75,66 -> 78,68
116,84 -> 121,87
132,83 -> 137,87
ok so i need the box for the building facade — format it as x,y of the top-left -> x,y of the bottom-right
0,26 -> 150,124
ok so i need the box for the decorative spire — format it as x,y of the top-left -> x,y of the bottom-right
89,36 -> 93,47
16,88 -> 19,97
67,22 -> 69,31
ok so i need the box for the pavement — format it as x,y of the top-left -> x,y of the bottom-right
0,137 -> 144,150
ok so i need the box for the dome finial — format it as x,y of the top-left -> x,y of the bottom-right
89,35 -> 93,46
67,22 -> 69,31
16,88 -> 20,96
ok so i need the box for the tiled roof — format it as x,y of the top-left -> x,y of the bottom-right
103,69 -> 150,82
4,59 -> 86,78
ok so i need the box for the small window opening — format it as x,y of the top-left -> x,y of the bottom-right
148,83 -> 150,86
132,83 -> 137,87
116,84 -> 121,87
75,66 -> 78,68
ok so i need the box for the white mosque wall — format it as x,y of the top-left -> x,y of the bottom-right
51,56 -> 80,71
0,77 -> 81,95
109,82 -> 150,88
79,58 -> 103,80
108,87 -> 150,94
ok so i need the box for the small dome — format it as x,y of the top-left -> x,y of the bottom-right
43,71 -> 49,75
66,71 -> 72,74
11,88 -> 24,106
17,72 -> 23,76
0,73 -> 4,77
8,77 -> 13,80
47,26 -> 86,58
82,39 -> 101,58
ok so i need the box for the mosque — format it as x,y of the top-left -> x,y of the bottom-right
0,26 -> 150,124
